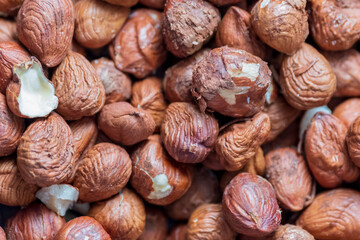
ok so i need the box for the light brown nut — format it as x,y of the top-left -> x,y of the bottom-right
0,18 -> 17,42
98,101 -> 156,145
139,0 -> 164,9
242,147 -> 266,176
73,143 -> 132,202
91,57 -> 131,104
138,207 -> 168,240
17,112 -> 75,187
161,102 -> 219,163
215,112 -> 270,171
52,51 -> 105,120
297,189 -> 360,240
88,188 -> 146,240
207,0 -> 243,6
273,224 -> 315,240
346,116 -> 360,168
279,43 -> 336,110
162,0 -> 220,58
109,9 -> 167,79
192,46 -> 271,118
17,0 -> 74,67
305,112 -> 360,188
202,151 -> 225,171
102,0 -> 138,7
333,98 -> 360,128
166,224 -> 187,240
0,0 -> 23,15
222,172 -> 281,237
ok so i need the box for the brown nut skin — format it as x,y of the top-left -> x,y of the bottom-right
103,0 -> 138,7
192,46 -> 271,118
0,227 -> 4,240
305,112 -> 360,188
91,57 -> 131,104
17,0 -> 74,67
202,150 -> 225,171
161,102 -> 219,164
333,98 -> 360,128
139,0 -> 164,9
6,202 -> 65,240
272,224 -> 315,240
98,101 -> 156,146
222,172 -> 282,237
163,0 -> 221,58
0,19 -> 17,42
17,112 -> 75,187
0,0 -> 23,15
88,188 -> 146,240
279,43 -> 336,110
55,216 -> 111,240
187,204 -> 236,240
138,207 -> 167,240
52,51 -> 105,121
109,9 -> 167,79
297,189 -> 360,240
346,116 -> 360,168
166,224 -> 187,240
207,0 -> 243,6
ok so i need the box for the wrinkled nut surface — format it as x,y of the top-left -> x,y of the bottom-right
139,0 -> 165,9
346,116 -> 360,168
192,46 -> 271,117
242,147 -> 266,176
103,0 -> 138,7
161,102 -> 219,163
138,207 -> 168,240
222,172 -> 281,237
166,224 -> 187,240
273,224 -> 315,240
333,98 -> 360,128
0,19 -> 17,42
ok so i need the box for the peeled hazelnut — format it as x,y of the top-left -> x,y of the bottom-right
163,0 -> 220,58
273,224 -> 315,240
202,151 -> 225,171
89,188 -> 146,240
17,0 -> 74,67
102,0 -> 138,7
0,0 -> 23,16
333,98 -> 360,128
98,101 -> 156,145
138,207 -> 168,240
166,224 -> 187,240
161,102 -> 219,163
139,0 -> 164,9
192,46 -> 271,117
0,18 -> 17,42
346,116 -> 360,167
207,0 -> 243,6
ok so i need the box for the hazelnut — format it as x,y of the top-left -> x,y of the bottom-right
0,0 -> 23,16
0,227 -> 4,240
299,106 -> 332,142
242,147 -> 266,176
102,0 -> 138,7
192,47 -> 271,117
0,18 -> 17,42
166,224 -> 187,240
207,0 -> 244,6
138,207 -> 168,240
333,98 -> 360,128
71,40 -> 86,56
202,151 -> 225,171
346,116 -> 360,167
161,102 -> 219,163
162,0 -> 220,58
139,0 -> 164,9
272,224 -> 315,240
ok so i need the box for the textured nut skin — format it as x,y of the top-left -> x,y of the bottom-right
215,112 -> 270,171
192,47 -> 271,118
309,0 -> 360,51
0,19 -> 17,42
273,225 -> 315,240
52,51 -> 105,120
17,112 -> 75,187
55,216 -> 111,240
138,208 -> 167,240
346,116 -> 360,167
297,189 -> 360,240
17,0 -> 74,67
163,0 -> 220,58
187,204 -> 236,240
333,98 -> 360,128
98,101 -> 156,145
305,112 -> 360,188
88,188 -> 146,240
166,224 -> 187,240
73,143 -> 132,202
0,0 -> 23,15
91,57 -> 131,104
6,203 -> 65,240
280,43 -> 336,110
139,0 -> 164,9
109,9 -> 167,79
74,0 -> 129,48
161,102 -> 219,163
222,172 -> 281,237
103,0 -> 138,7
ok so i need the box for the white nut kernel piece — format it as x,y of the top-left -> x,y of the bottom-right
148,174 -> 173,200
299,106 -> 332,139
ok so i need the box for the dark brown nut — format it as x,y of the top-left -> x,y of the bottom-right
0,18 -> 17,42
17,0 -> 74,67
17,112 -> 75,187
139,0 -> 164,9
202,150 -> 225,171
187,204 -> 236,240
220,171 -> 240,193
207,0 -> 243,6
346,116 -> 360,168
164,48 -> 210,103
272,224 -> 315,240
297,189 -> 360,240
138,207 -> 168,240
52,51 -> 106,120
6,202 -> 65,240
279,43 -> 336,110
166,224 -> 187,240
222,172 -> 282,237
98,101 -> 156,145
161,102 -> 219,163
305,112 -> 360,188
91,57 -> 131,104
109,9 -> 167,79
0,226 -> 4,240
0,0 -> 23,15
88,188 -> 146,240
309,0 -> 360,51
215,112 -> 270,171
162,0 -> 221,58
192,46 -> 271,118
103,0 -> 138,7
333,98 -> 360,128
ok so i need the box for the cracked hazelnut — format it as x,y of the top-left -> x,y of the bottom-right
138,207 -> 168,240
346,116 -> 360,168
273,224 -> 315,240
0,18 -> 17,42
166,224 -> 187,240
139,0 -> 164,9
333,98 -> 360,128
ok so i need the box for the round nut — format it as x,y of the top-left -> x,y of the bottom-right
346,116 -> 360,168
333,98 -> 360,128
102,0 -> 138,7
0,19 -> 17,42
273,224 -> 315,240
138,207 -> 168,240
166,224 -> 187,240
139,0 -> 164,9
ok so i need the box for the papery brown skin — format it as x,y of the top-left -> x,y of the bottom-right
280,43 -> 336,110
110,9 -> 167,79
17,112 -> 75,187
333,98 -> 360,128
223,173 -> 281,237
52,51 -> 105,120
0,19 -> 17,42
98,101 -> 156,145
166,224 -> 187,240
138,207 -> 168,240
305,112 -> 360,188
88,188 -> 146,240
207,0 -> 243,6
202,150 -> 225,171
162,0 -> 221,58
273,224 -> 315,240
139,0 -> 164,9
0,0 -> 23,15
346,116 -> 360,167
161,102 -> 219,163
17,0 -> 74,67
192,46 -> 271,118
297,189 -> 360,240
6,202 -> 65,240
91,57 -> 131,104
103,0 -> 138,7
